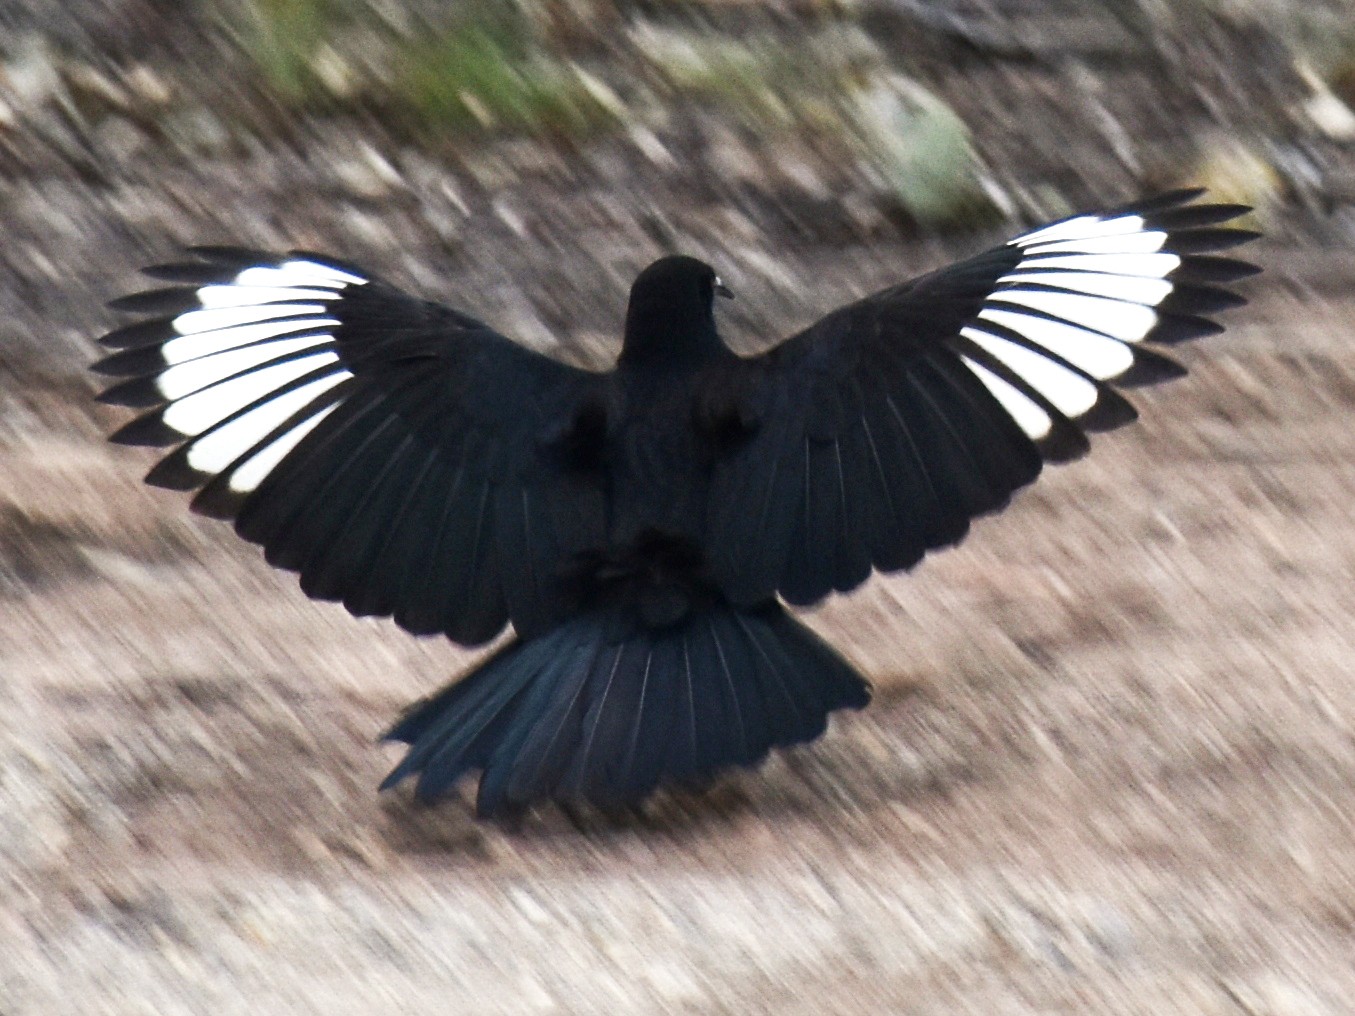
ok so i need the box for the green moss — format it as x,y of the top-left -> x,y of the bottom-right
237,0 -> 986,207
245,0 -> 341,102
391,26 -> 609,136
240,1 -> 613,137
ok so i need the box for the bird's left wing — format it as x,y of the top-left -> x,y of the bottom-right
94,248 -> 608,644
705,189 -> 1259,606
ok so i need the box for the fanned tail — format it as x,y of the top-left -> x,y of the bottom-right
381,601 -> 870,816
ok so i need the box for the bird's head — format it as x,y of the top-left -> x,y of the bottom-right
621,255 -> 733,365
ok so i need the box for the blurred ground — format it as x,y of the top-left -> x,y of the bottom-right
3,2 -> 1355,1014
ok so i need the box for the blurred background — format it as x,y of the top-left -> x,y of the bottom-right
2,1 -> 1355,1013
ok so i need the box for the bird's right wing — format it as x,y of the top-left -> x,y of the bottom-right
94,248 -> 609,644
705,190 -> 1260,606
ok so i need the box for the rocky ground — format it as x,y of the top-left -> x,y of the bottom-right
3,2 -> 1355,1014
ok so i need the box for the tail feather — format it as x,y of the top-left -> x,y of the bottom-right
614,638 -> 679,802
562,640 -> 659,803
736,610 -> 835,742
382,602 -> 870,816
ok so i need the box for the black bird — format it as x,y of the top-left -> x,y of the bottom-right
93,189 -> 1258,816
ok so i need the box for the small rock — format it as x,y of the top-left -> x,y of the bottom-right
573,65 -> 626,119
1,37 -> 65,111
93,115 -> 148,164
627,124 -> 674,167
332,143 -> 403,199
122,64 -> 172,107
65,63 -> 130,113
162,105 -> 231,156
845,74 -> 993,227
311,44 -> 361,100
1298,63 -> 1355,141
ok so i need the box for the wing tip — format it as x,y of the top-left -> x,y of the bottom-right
1114,349 -> 1187,387
98,319 -> 174,350
96,377 -> 165,409
1078,389 -> 1138,433
1149,314 -> 1226,345
189,482 -> 246,519
144,454 -> 206,491
109,412 -> 180,447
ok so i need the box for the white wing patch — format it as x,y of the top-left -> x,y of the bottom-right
959,208 -> 1191,435
1015,213 -> 1145,247
195,284 -> 342,307
155,335 -> 332,400
173,302 -> 332,335
1017,252 -> 1182,278
228,403 -> 341,492
961,357 -> 1051,439
989,289 -> 1159,343
1024,231 -> 1168,256
162,319 -> 339,364
184,373 -> 349,475
974,311 -> 1133,380
163,351 -> 344,436
149,258 -> 368,488
999,271 -> 1173,306
234,260 -> 367,288
962,328 -> 1098,417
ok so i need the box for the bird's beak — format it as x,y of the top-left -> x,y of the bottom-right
714,277 -> 734,300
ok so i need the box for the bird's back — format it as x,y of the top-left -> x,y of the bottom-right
562,351 -> 750,628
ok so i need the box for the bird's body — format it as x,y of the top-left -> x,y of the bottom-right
607,365 -> 716,549
94,190 -> 1259,816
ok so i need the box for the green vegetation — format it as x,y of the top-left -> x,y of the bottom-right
844,75 -> 994,228
240,0 -> 610,135
391,26 -> 609,135
245,0 -> 343,103
237,0 -> 990,225
634,23 -> 992,226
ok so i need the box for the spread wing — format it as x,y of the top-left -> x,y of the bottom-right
94,248 -> 607,644
706,189 -> 1260,606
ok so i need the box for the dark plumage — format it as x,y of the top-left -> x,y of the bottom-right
93,189 -> 1259,816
